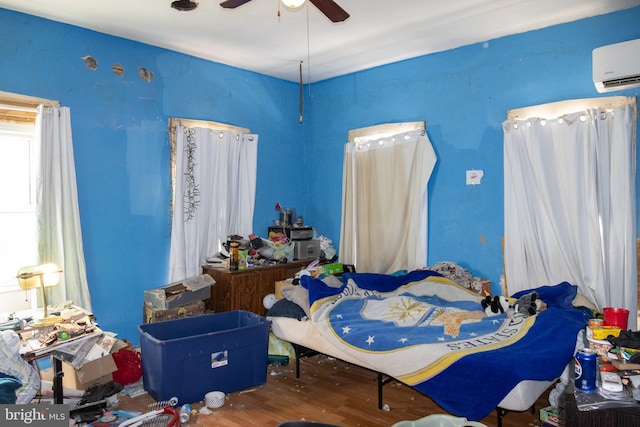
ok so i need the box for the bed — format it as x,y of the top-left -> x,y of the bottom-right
267,269 -> 587,425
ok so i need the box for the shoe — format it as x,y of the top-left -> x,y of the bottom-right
78,381 -> 123,406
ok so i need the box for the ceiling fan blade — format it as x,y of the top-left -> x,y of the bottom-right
220,0 -> 253,9
309,0 -> 350,22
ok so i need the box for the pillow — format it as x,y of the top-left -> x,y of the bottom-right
267,298 -> 307,320
300,275 -> 346,307
572,293 -> 598,311
321,274 -> 344,288
512,281 -> 578,310
280,285 -> 311,317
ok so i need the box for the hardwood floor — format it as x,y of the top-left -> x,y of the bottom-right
113,355 -> 549,427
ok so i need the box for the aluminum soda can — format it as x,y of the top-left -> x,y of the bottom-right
180,404 -> 191,423
575,348 -> 597,391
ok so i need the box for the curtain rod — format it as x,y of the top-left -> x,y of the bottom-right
0,103 -> 38,113
169,117 -> 250,134
507,96 -> 635,120
0,91 -> 59,108
348,121 -> 426,142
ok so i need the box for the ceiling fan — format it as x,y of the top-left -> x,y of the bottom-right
220,0 -> 350,23
171,0 -> 198,11
171,0 -> 198,12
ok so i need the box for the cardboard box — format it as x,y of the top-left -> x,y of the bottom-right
39,369 -> 86,397
52,335 -> 124,390
61,353 -> 117,390
312,263 -> 344,277
143,299 -> 205,323
540,406 -> 565,427
587,325 -> 622,340
144,274 -> 214,310
324,263 -> 344,275
274,279 -> 293,299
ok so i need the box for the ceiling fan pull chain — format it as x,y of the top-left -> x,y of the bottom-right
299,61 -> 303,123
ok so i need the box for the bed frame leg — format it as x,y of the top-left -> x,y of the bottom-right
376,372 -> 394,410
293,344 -> 301,378
496,407 -> 507,427
377,373 -> 383,410
291,343 -> 391,411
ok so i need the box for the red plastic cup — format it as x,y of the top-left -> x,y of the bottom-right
603,307 -> 630,329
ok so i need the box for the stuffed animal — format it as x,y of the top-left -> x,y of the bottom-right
513,291 -> 545,316
481,295 -> 510,316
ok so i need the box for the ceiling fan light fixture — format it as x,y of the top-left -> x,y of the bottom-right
171,0 -> 198,11
281,0 -> 306,10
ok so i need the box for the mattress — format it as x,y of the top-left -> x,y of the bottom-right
269,316 -> 555,412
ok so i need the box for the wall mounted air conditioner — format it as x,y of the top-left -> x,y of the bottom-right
593,39 -> 640,93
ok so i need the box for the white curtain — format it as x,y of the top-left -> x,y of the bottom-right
339,128 -> 437,273
35,105 -> 92,310
503,98 -> 637,327
169,124 -> 258,281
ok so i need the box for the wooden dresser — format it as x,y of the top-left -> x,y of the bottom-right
202,259 -> 311,316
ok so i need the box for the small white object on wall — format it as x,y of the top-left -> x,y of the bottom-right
466,170 -> 484,185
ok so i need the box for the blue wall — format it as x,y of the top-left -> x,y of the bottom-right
304,6 -> 640,292
1,6 -> 639,344
0,8 -> 307,343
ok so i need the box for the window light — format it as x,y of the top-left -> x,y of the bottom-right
282,0 -> 306,9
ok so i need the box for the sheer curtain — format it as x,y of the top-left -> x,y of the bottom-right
503,97 -> 637,328
35,105 -> 92,310
340,127 -> 437,273
169,123 -> 258,281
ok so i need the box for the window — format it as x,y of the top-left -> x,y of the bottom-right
503,96 -> 637,326
168,118 -> 258,280
0,122 -> 37,313
0,93 -> 89,315
0,94 -> 45,313
340,121 -> 436,273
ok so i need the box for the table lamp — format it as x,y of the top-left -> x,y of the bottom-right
16,263 -> 62,318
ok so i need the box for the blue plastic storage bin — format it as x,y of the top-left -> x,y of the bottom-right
137,310 -> 270,405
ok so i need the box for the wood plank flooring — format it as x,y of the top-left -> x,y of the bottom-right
113,355 -> 549,427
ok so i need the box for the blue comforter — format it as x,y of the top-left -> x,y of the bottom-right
301,272 -> 586,420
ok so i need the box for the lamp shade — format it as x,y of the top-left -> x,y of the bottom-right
17,263 -> 61,318
282,0 -> 306,9
17,263 -> 62,290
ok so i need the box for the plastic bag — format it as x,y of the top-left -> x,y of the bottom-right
258,238 -> 294,262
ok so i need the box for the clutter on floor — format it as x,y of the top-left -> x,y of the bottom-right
0,303 -> 145,424
540,305 -> 640,426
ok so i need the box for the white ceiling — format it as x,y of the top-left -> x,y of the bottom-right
1,0 -> 639,83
